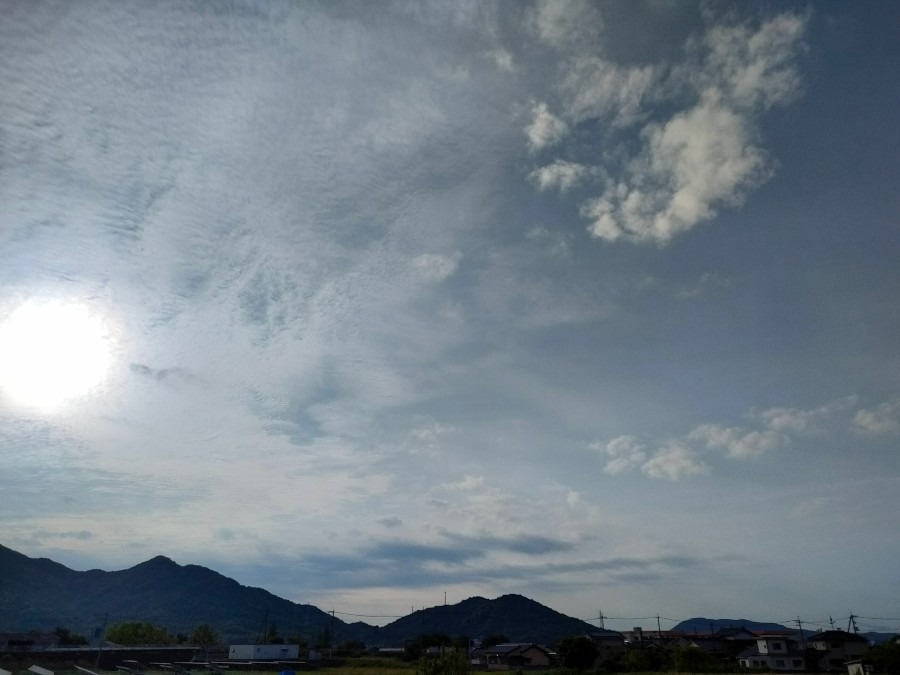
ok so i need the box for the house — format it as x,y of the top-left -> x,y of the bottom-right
670,636 -> 726,658
471,643 -> 554,670
704,627 -> 760,661
623,627 -> 682,647
587,629 -> 626,657
737,633 -> 806,671
808,630 -> 870,671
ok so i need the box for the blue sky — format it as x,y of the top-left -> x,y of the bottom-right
1,1 -> 899,634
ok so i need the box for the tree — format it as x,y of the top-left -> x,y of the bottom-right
334,639 -> 366,657
417,649 -> 470,675
556,636 -> 598,670
673,646 -> 716,673
54,627 -> 88,646
868,638 -> 900,673
267,622 -> 284,644
314,624 -> 332,649
403,633 -> 453,660
105,622 -> 174,646
481,634 -> 509,648
619,648 -> 662,672
191,623 -> 220,659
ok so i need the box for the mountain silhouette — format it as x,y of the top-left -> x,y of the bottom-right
0,544 -> 595,645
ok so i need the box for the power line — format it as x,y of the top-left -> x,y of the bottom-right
857,616 -> 900,621
332,610 -> 406,619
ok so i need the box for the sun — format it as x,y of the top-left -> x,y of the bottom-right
0,299 -> 115,411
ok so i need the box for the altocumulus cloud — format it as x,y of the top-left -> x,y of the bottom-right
595,395 -> 899,480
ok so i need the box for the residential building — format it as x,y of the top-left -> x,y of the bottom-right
808,630 -> 869,671
472,643 -> 554,670
737,633 -> 806,671
588,629 -> 626,657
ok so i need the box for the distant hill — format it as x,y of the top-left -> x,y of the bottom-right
376,594 -> 598,644
672,617 -> 792,634
861,632 -> 898,645
672,619 -> 899,644
0,544 -> 596,646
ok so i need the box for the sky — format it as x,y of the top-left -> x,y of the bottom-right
1,0 -> 899,635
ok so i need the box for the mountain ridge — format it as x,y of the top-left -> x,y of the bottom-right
0,544 -> 595,645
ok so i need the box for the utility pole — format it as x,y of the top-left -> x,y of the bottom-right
796,617 -> 806,649
829,616 -> 835,630
95,613 -> 108,668
847,614 -> 859,634
330,609 -> 335,658
656,615 -> 662,643
598,609 -> 605,630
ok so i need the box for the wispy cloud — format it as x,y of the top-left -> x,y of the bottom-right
854,398 -> 900,436
688,424 -> 785,460
596,394 -> 879,480
529,160 -> 591,193
756,396 -> 858,434
528,0 -> 603,51
641,441 -> 709,481
595,435 -> 647,476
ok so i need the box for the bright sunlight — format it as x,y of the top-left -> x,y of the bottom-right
0,299 -> 114,411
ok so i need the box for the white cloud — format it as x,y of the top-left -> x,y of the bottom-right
529,11 -> 808,245
641,442 -> 708,480
596,434 -> 647,475
529,0 -> 602,50
688,423 -> 784,459
561,58 -> 658,127
445,475 -> 485,492
412,252 -> 462,283
412,422 -> 457,443
525,226 -> 573,258
700,12 -> 808,111
757,396 -> 857,434
525,102 -> 569,152
584,91 -> 770,244
853,399 -> 900,436
674,272 -> 733,300
726,430 -> 784,460
529,160 -> 590,193
489,49 -> 514,72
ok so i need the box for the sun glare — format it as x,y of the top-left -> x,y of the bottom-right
0,299 -> 114,411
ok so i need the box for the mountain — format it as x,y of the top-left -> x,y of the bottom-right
672,617 -> 793,634
0,544 -> 596,646
376,594 -> 598,644
0,544 -> 349,644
